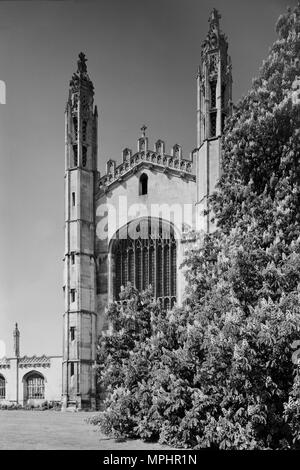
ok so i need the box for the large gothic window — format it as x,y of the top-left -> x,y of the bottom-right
0,375 -> 5,399
26,373 -> 45,400
112,218 -> 177,309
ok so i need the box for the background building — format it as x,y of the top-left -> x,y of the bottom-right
0,324 -> 62,406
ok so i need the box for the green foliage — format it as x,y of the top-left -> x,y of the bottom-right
93,4 -> 300,449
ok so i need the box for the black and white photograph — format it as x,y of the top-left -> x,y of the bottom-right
0,0 -> 300,457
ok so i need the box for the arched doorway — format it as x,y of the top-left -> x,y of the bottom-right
0,374 -> 5,400
110,218 -> 177,309
23,371 -> 45,405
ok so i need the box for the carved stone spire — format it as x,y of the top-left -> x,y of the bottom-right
13,322 -> 20,358
69,52 -> 94,95
138,125 -> 148,152
196,10 -> 233,233
202,8 -> 226,54
63,51 -> 98,411
197,9 -> 232,147
209,8 -> 221,30
77,52 -> 87,74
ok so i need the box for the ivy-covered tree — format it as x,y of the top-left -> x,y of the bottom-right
92,4 -> 300,449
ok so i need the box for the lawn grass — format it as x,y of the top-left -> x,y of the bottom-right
0,410 -> 174,450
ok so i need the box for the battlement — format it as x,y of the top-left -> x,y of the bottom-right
98,141 -> 197,192
0,355 -> 57,369
18,355 -> 52,369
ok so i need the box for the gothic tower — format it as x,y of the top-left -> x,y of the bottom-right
196,9 -> 232,232
62,53 -> 98,410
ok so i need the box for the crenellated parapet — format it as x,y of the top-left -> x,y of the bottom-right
0,355 -> 52,369
18,355 -> 51,369
98,139 -> 197,193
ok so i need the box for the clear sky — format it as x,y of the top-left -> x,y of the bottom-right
0,0 -> 297,358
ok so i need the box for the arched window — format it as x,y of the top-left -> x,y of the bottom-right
0,374 -> 5,399
112,218 -> 177,309
26,372 -> 45,400
139,173 -> 148,196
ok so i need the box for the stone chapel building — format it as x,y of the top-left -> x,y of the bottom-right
0,9 -> 233,410
62,8 -> 232,410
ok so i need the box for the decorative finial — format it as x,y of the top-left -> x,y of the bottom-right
70,52 -> 94,93
77,52 -> 87,74
141,125 -> 147,137
13,322 -> 20,358
201,8 -> 224,53
209,8 -> 221,28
